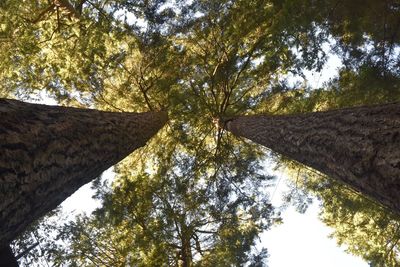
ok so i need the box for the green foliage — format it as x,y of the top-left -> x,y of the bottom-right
321,185 -> 400,267
47,147 -> 276,266
271,0 -> 400,73
4,0 -> 400,266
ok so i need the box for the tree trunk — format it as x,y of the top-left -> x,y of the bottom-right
180,237 -> 192,267
222,103 -> 400,214
0,99 -> 167,247
0,245 -> 18,267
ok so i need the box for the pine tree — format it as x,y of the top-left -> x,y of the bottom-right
0,99 -> 167,248
222,102 -> 400,213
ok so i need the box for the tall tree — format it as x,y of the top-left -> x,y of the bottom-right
0,99 -> 167,249
221,102 -> 400,214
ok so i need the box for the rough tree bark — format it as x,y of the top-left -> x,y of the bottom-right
0,99 -> 167,249
222,103 -> 400,214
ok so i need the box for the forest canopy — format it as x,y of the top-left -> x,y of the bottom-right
1,0 -> 400,266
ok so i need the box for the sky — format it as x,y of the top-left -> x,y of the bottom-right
262,203 -> 368,267
260,166 -> 368,267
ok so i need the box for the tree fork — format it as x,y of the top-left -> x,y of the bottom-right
0,99 -> 167,247
221,103 -> 400,214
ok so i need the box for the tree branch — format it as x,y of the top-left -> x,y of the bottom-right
54,0 -> 81,19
